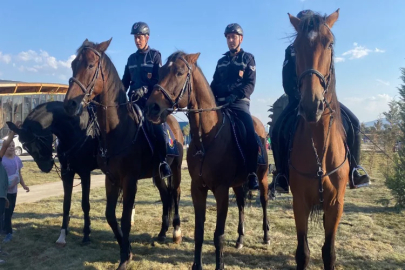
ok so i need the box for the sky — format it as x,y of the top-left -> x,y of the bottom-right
1,0 -> 404,125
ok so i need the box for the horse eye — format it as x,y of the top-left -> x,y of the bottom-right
177,72 -> 183,77
89,64 -> 94,69
328,42 -> 334,49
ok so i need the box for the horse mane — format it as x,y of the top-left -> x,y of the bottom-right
165,51 -> 216,102
77,41 -> 126,103
294,13 -> 345,138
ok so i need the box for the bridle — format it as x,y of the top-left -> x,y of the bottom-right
69,47 -> 104,108
154,56 -> 192,110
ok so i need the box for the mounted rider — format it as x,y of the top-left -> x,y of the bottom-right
210,23 -> 259,190
270,10 -> 370,193
121,22 -> 171,179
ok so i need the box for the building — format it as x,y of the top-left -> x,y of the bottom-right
0,80 -> 68,137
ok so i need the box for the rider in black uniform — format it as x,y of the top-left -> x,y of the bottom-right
210,23 -> 259,190
121,22 -> 171,179
270,10 -> 370,193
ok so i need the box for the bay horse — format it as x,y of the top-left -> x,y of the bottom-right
145,51 -> 269,270
63,39 -> 183,270
7,101 -> 98,246
287,10 -> 349,269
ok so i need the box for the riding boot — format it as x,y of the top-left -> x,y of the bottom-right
349,133 -> 370,189
154,124 -> 172,179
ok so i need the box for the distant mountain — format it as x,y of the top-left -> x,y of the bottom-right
363,118 -> 389,127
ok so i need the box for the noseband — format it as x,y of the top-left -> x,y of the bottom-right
154,56 -> 192,110
69,47 -> 104,107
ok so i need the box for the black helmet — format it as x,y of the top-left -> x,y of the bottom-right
224,23 -> 243,37
131,22 -> 150,35
297,10 -> 314,19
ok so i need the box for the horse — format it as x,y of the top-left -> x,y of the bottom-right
7,101 -> 98,246
63,39 -> 184,270
145,51 -> 269,270
287,10 -> 349,269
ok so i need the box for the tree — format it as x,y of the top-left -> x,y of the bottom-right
386,67 -> 405,208
182,123 -> 190,137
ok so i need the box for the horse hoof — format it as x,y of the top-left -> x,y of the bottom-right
116,254 -> 132,270
81,236 -> 91,246
192,263 -> 203,270
157,234 -> 166,242
235,242 -> 243,249
263,239 -> 270,245
55,241 -> 66,248
173,228 -> 182,244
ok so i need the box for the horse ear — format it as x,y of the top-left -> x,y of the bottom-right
6,121 -> 22,135
288,13 -> 301,32
326,9 -> 340,28
82,38 -> 90,46
97,38 -> 112,53
187,53 -> 200,65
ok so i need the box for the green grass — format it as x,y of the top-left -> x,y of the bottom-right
2,152 -> 403,269
21,161 -> 61,186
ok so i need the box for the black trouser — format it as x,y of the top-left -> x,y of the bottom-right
229,100 -> 258,174
340,103 -> 361,167
271,100 -> 361,175
152,123 -> 167,163
0,198 -> 6,232
4,193 -> 16,234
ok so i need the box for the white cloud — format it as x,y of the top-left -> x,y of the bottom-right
335,57 -> 345,63
0,52 -> 11,64
341,43 -> 385,60
343,94 -> 392,122
376,79 -> 390,86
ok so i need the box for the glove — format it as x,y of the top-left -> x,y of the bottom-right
131,86 -> 148,100
225,94 -> 238,104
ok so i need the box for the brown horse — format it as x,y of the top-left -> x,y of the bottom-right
145,51 -> 269,270
287,10 -> 349,270
63,39 -> 183,270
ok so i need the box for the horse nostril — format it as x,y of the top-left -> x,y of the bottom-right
151,103 -> 160,114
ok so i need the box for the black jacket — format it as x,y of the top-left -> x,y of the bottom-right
210,49 -> 256,100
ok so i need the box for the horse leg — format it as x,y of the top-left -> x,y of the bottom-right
322,203 -> 344,270
153,176 -> 170,242
213,186 -> 229,270
172,164 -> 182,244
233,186 -> 245,249
258,165 -> 270,245
293,197 -> 311,270
105,177 -> 123,249
191,181 -> 208,270
56,169 -> 74,247
117,176 -> 137,270
80,171 -> 91,245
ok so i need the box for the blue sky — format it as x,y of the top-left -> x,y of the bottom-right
1,0 -> 404,124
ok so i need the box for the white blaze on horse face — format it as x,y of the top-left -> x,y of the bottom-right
168,61 -> 173,67
308,31 -> 318,41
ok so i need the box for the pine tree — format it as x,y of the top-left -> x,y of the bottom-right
386,67 -> 405,208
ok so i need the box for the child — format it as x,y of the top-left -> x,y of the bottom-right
2,133 -> 29,243
0,130 -> 17,262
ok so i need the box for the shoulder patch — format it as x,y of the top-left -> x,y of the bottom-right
249,65 -> 256,71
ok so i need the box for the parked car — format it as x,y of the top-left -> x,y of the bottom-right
0,134 -> 28,156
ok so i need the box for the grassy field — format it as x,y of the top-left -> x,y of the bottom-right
21,161 -> 61,186
0,150 -> 404,270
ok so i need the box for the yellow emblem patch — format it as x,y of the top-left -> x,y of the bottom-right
239,70 -> 244,78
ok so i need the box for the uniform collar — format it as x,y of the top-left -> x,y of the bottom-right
224,48 -> 244,57
136,46 -> 150,54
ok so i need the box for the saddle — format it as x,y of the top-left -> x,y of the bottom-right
223,108 -> 267,166
129,103 -> 179,157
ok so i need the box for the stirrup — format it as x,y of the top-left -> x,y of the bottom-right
271,173 -> 289,195
351,166 -> 371,188
159,161 -> 172,179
